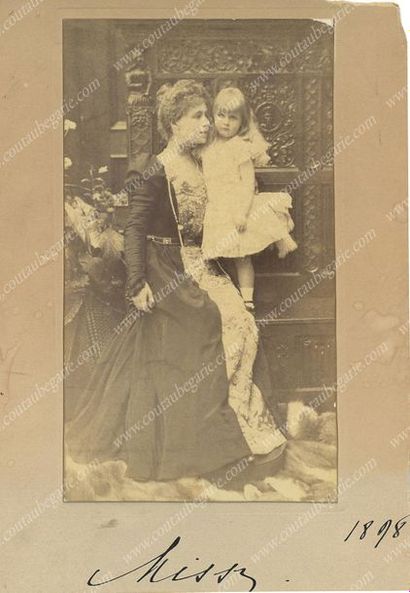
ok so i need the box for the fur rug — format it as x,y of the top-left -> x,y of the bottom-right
65,402 -> 337,502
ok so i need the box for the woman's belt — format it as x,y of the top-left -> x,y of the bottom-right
147,234 -> 180,246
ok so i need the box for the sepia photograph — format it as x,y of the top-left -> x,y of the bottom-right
62,17 -> 339,502
0,0 -> 409,590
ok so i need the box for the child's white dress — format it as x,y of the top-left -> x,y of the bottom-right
201,133 -> 297,260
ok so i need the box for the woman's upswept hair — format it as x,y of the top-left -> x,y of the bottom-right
213,87 -> 252,137
156,80 -> 211,141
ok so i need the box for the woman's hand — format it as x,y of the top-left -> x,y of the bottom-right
132,282 -> 155,312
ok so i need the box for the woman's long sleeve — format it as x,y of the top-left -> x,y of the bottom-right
124,170 -> 155,298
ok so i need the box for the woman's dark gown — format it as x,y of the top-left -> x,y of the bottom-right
65,147 -> 286,483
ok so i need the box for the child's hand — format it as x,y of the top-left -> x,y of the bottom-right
235,215 -> 247,233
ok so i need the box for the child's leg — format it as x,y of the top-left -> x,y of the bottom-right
235,256 -> 255,304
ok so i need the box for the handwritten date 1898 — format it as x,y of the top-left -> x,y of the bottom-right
344,514 -> 409,548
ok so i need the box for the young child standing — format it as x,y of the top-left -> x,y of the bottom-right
201,87 -> 297,311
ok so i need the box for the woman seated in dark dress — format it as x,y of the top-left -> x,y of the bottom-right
65,80 -> 287,499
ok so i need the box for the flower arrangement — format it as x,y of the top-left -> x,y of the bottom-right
64,120 -> 128,317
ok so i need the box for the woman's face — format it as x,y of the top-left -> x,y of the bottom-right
171,100 -> 211,147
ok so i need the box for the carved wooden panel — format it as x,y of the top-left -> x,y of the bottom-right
299,335 -> 336,387
156,27 -> 333,75
118,20 -> 335,401
126,55 -> 154,165
322,77 -> 334,167
303,77 -> 322,169
302,184 -> 324,272
242,77 -> 298,168
260,332 -> 295,389
260,323 -> 336,407
322,183 -> 335,264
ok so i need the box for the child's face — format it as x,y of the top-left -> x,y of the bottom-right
214,105 -> 242,139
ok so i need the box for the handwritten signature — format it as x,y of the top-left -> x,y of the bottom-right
87,536 -> 257,591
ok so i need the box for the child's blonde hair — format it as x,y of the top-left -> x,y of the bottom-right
213,87 -> 251,137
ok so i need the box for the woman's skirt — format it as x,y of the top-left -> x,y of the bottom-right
65,239 -> 286,481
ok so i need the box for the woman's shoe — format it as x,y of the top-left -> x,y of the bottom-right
201,443 -> 287,493
245,442 -> 287,483
253,442 -> 287,465
201,455 -> 256,492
